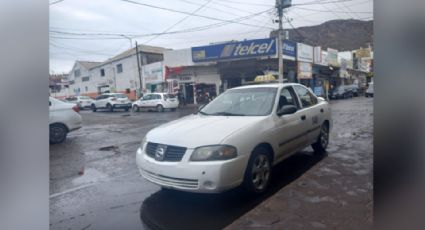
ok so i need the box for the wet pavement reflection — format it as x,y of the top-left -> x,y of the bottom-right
139,151 -> 326,230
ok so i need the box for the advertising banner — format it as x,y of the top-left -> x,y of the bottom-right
192,38 -> 276,62
313,46 -> 322,64
297,61 -> 312,79
327,48 -> 339,66
297,43 -> 313,63
282,39 -> 296,60
142,62 -> 164,84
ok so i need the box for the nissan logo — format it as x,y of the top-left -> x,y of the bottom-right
155,145 -> 167,161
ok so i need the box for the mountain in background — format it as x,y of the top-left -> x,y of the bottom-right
276,19 -> 373,51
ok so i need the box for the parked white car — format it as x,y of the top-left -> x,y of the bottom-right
49,97 -> 82,144
136,83 -> 332,194
132,93 -> 179,112
65,95 -> 94,110
365,82 -> 374,97
91,93 -> 132,112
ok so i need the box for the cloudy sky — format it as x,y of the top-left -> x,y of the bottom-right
49,0 -> 373,73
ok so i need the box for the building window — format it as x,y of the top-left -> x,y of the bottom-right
74,69 -> 81,77
68,80 -> 75,85
82,76 -> 90,82
100,68 -> 105,77
116,64 -> 123,73
85,86 -> 88,92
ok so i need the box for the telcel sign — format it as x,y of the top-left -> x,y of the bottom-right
192,38 -> 276,62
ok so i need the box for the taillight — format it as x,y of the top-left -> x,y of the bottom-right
72,105 -> 80,113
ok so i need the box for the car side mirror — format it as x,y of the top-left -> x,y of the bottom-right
277,105 -> 297,116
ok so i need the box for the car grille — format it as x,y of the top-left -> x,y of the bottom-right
141,169 -> 199,189
145,142 -> 187,162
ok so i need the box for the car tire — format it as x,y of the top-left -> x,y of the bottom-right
91,104 -> 97,112
107,103 -> 113,112
312,123 -> 329,154
133,105 -> 140,112
156,104 -> 164,112
125,107 -> 130,112
50,123 -> 68,144
243,146 -> 272,194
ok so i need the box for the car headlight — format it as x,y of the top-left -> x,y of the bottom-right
190,145 -> 237,161
140,136 -> 147,150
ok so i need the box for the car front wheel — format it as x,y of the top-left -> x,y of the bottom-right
91,104 -> 97,112
107,103 -> 113,112
156,104 -> 164,112
243,147 -> 272,194
133,105 -> 140,112
312,123 -> 329,154
50,124 -> 68,144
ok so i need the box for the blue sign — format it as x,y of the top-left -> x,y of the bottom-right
192,38 -> 276,62
282,39 -> 296,57
314,86 -> 323,96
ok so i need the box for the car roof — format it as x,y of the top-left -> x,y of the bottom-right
231,83 -> 302,90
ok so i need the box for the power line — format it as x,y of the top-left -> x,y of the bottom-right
293,7 -> 372,14
50,8 -> 274,40
49,0 -> 65,5
144,0 -> 213,44
120,0 -> 273,29
292,0 -> 354,6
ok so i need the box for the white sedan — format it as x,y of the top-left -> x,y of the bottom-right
136,83 -> 331,194
49,97 -> 82,144
132,93 -> 179,112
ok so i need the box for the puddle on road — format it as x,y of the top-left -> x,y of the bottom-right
72,168 -> 108,186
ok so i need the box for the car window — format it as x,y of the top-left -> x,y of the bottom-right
293,85 -> 318,108
112,94 -> 127,98
277,87 -> 299,110
165,94 -> 175,99
143,95 -> 152,100
200,87 -> 277,116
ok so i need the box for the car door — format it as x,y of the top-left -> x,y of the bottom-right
140,94 -> 151,108
272,86 -> 309,161
293,85 -> 322,144
151,94 -> 161,107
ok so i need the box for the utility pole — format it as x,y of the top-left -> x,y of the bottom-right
135,41 -> 143,98
275,0 -> 292,83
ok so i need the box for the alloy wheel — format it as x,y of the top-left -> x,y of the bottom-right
251,154 -> 270,191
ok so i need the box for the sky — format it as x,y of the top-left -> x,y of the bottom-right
49,0 -> 373,74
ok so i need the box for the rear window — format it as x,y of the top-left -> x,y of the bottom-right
111,94 -> 127,98
164,94 -> 175,99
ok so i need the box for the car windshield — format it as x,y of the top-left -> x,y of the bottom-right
199,87 -> 277,116
79,96 -> 91,99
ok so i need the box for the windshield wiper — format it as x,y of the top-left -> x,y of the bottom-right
210,112 -> 245,116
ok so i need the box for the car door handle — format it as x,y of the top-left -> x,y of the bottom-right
320,108 -> 324,113
301,115 -> 306,120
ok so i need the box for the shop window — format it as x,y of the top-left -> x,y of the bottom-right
116,64 -> 123,73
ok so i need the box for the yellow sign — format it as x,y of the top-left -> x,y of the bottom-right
254,74 -> 276,82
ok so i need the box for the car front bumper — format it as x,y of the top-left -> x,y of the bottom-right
112,103 -> 131,108
136,147 -> 248,193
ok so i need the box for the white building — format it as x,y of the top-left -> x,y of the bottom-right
59,44 -> 169,100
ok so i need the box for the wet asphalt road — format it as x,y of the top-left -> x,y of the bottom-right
50,97 -> 373,230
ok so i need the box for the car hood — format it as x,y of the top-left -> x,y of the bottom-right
146,114 -> 267,148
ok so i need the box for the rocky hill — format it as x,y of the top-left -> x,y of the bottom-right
277,19 -> 373,51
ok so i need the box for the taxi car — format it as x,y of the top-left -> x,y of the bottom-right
136,83 -> 331,194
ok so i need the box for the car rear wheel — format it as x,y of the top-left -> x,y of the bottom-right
156,104 -> 164,112
91,104 -> 97,112
107,103 -> 113,112
312,123 -> 329,154
50,124 -> 68,144
133,105 -> 140,112
243,147 -> 272,194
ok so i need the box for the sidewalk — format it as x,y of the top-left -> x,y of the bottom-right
225,99 -> 373,230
